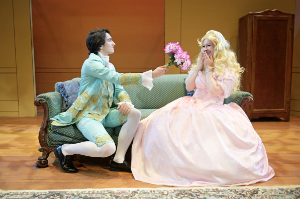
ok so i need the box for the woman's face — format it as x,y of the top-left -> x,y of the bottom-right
202,39 -> 215,57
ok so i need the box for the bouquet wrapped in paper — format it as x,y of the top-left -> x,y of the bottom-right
164,42 -> 191,71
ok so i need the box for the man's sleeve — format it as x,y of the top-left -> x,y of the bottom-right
85,59 -> 156,89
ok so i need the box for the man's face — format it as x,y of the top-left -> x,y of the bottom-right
100,33 -> 115,56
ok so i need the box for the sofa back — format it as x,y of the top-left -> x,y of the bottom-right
55,74 -> 189,110
124,74 -> 188,109
54,74 -> 253,112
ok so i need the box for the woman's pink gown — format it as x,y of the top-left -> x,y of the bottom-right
131,69 -> 275,186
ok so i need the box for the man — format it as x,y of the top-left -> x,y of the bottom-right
51,28 -> 169,173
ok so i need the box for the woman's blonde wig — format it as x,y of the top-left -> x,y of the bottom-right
191,30 -> 244,91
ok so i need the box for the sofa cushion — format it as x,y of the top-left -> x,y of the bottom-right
184,78 -> 195,96
55,78 -> 81,92
57,81 -> 80,112
48,123 -> 119,146
186,90 -> 195,96
47,123 -> 87,146
140,109 -> 157,120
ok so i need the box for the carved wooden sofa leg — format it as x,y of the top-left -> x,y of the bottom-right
36,146 -> 53,168
34,98 -> 55,168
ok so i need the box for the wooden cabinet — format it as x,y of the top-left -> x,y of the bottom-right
238,10 -> 294,121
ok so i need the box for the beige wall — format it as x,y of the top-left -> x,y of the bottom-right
0,0 -> 298,117
165,0 -> 295,72
0,0 -> 35,117
165,0 -> 299,116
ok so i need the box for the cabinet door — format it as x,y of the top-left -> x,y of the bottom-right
251,15 -> 293,118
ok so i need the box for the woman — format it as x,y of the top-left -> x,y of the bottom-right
131,30 -> 275,186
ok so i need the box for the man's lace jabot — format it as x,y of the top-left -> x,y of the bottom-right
99,52 -> 113,69
99,52 -> 109,63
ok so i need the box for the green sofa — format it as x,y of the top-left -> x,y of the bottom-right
34,74 -> 253,168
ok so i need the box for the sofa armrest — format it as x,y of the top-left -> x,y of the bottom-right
224,91 -> 254,111
240,96 -> 254,110
35,92 -> 63,118
34,92 -> 62,148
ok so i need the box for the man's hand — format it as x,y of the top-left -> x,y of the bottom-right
117,103 -> 132,115
152,65 -> 170,79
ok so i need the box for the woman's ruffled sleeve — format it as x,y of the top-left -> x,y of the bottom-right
185,68 -> 199,85
184,68 -> 194,82
188,68 -> 197,76
213,69 -> 237,98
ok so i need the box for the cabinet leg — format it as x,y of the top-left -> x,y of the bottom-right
284,114 -> 290,122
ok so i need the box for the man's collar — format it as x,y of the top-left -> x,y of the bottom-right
99,52 -> 109,63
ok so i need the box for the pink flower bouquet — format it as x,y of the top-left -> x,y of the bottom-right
164,42 -> 191,71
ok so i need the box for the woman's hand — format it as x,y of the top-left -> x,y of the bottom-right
197,52 -> 205,71
203,53 -> 223,95
203,52 -> 213,70
186,52 -> 205,91
152,65 -> 170,78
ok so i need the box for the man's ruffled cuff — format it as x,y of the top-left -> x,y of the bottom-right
117,101 -> 134,108
142,70 -> 153,90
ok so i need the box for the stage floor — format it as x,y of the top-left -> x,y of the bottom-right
0,110 -> 299,190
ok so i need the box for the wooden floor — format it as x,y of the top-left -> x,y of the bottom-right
0,110 -> 299,190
